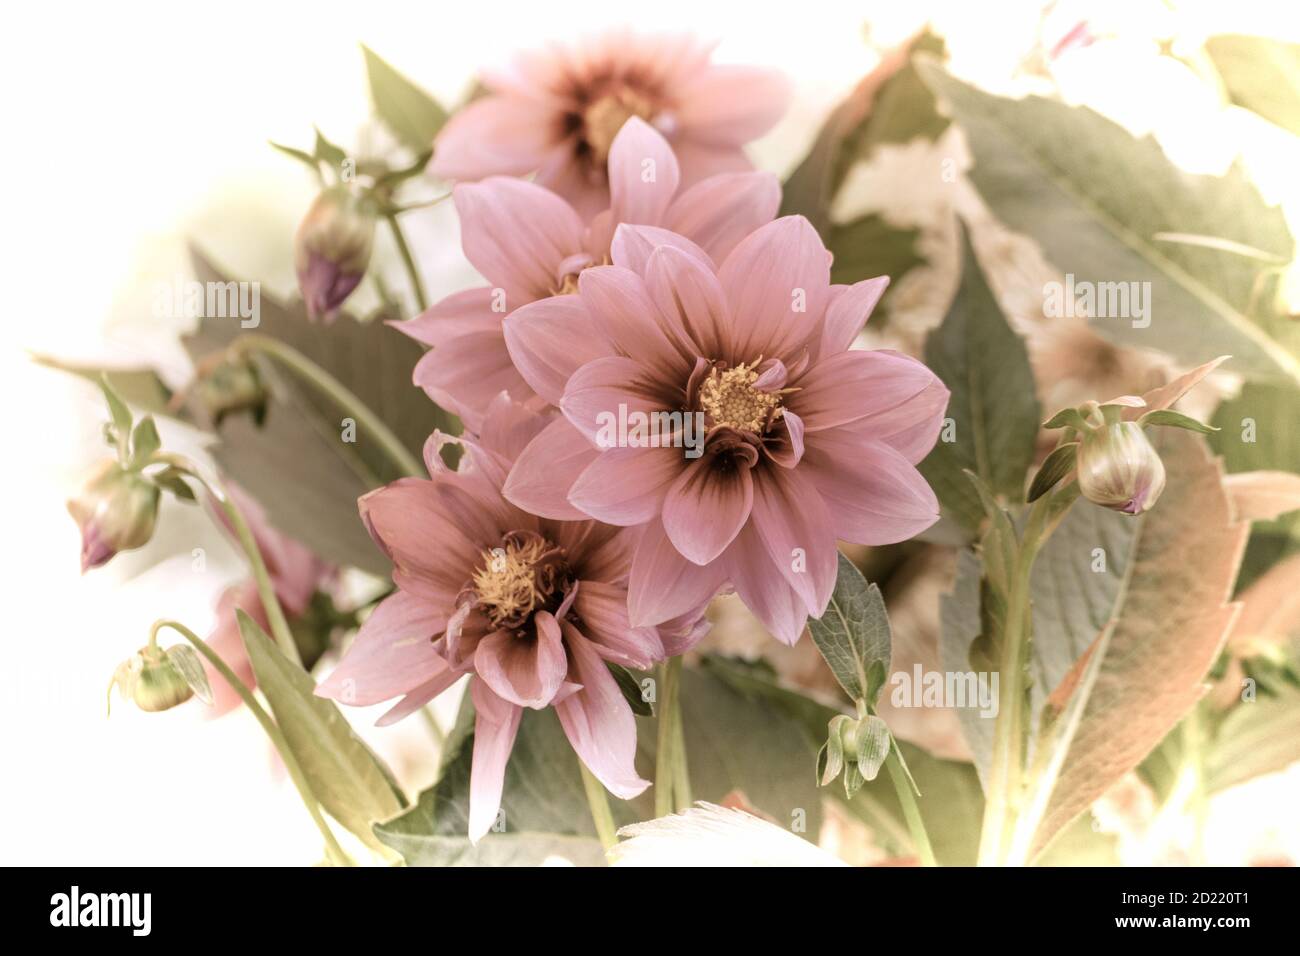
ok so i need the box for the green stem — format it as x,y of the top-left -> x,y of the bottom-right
578,762 -> 619,853
884,742 -> 936,867
151,620 -> 352,866
671,696 -> 692,811
151,454 -> 301,665
231,334 -> 422,479
385,213 -> 428,314
654,657 -> 684,818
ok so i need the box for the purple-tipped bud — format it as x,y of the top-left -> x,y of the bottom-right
67,461 -> 160,572
294,186 -> 375,322
1076,421 -> 1167,515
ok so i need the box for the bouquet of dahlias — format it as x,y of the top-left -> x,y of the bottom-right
55,12 -> 1300,870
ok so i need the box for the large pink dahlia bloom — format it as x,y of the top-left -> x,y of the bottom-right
316,395 -> 704,841
430,30 -> 789,218
403,117 -> 779,432
502,217 -> 950,645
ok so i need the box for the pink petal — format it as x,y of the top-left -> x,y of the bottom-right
503,417 -> 599,520
833,374 -> 951,464
394,287 -> 500,347
643,244 -> 731,360
719,216 -> 829,362
628,518 -> 729,627
315,591 -> 449,705
669,140 -> 755,188
804,433 -> 939,545
503,294 -> 608,404
819,277 -> 890,358
610,223 -> 716,275
764,408 -> 806,468
665,170 -> 781,265
607,116 -> 680,227
453,178 -> 585,302
375,667 -> 463,727
561,355 -> 673,444
674,65 -> 791,145
431,95 -> 561,180
473,611 -> 568,709
477,392 -> 552,462
568,445 -> 686,526
467,680 -> 523,843
412,324 -> 531,432
554,621 -> 651,800
790,349 -> 943,433
573,579 -> 665,669
724,522 -> 809,645
578,265 -> 693,377
662,453 -> 753,564
749,465 -> 837,617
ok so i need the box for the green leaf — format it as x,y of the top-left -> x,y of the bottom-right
918,223 -> 1040,534
1207,35 -> 1300,136
826,213 -> 924,304
1027,442 -> 1079,502
607,663 -> 653,717
782,31 -> 947,231
918,60 -> 1300,387
182,247 -> 459,575
312,127 -> 348,173
818,716 -> 848,786
98,374 -> 133,459
129,416 -> 161,466
236,610 -> 405,853
1042,406 -> 1088,432
152,466 -> 197,503
165,644 -> 212,705
269,140 -> 322,174
362,45 -> 449,151
1211,382 -> 1300,590
1207,683 -> 1300,792
33,357 -> 179,418
1139,408 -> 1217,434
808,553 -> 892,704
854,714 -> 891,782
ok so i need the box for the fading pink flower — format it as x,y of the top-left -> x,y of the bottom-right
430,30 -> 789,218
203,484 -> 335,715
502,217 -> 950,645
402,117 -> 779,432
316,395 -> 704,841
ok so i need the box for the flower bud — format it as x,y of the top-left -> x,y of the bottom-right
67,461 -> 160,571
1076,421 -> 1167,515
197,353 -> 268,426
110,646 -> 194,713
294,186 -> 375,322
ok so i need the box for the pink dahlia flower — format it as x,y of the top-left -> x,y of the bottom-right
402,117 -> 779,432
502,217 -> 950,645
430,29 -> 789,218
316,395 -> 705,841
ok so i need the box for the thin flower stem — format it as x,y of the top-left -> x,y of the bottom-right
231,334 -> 423,479
150,620 -> 352,867
654,656 -> 684,818
671,698 -> 692,811
150,454 -> 301,665
385,213 -> 428,314
578,761 -> 619,853
884,742 -> 936,867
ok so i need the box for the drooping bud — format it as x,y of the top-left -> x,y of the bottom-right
108,643 -> 212,714
1075,420 -> 1167,515
196,353 -> 268,427
67,461 -> 160,571
293,186 -> 375,322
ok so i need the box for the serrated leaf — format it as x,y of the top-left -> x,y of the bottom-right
165,644 -> 212,705
182,247 -> 458,575
918,61 -> 1300,386
918,224 -> 1039,534
1027,442 -> 1078,502
362,45 -> 449,152
236,610 -> 405,853
1223,471 -> 1300,523
808,553 -> 892,704
1207,34 -> 1300,136
1026,430 -> 1248,857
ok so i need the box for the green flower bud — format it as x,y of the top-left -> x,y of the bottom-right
67,461 -> 161,571
294,186 -> 375,322
1076,421 -> 1167,515
109,646 -> 192,713
197,353 -> 268,427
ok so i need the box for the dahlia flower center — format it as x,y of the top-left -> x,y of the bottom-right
583,88 -> 657,165
698,362 -> 784,435
554,272 -> 581,296
471,531 -> 568,628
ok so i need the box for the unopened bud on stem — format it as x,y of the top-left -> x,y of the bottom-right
294,186 -> 375,322
67,461 -> 160,571
1075,420 -> 1167,515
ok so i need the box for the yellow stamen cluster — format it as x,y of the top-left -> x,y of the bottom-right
698,362 -> 783,434
472,535 -> 563,627
583,88 -> 657,165
553,272 -> 581,297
